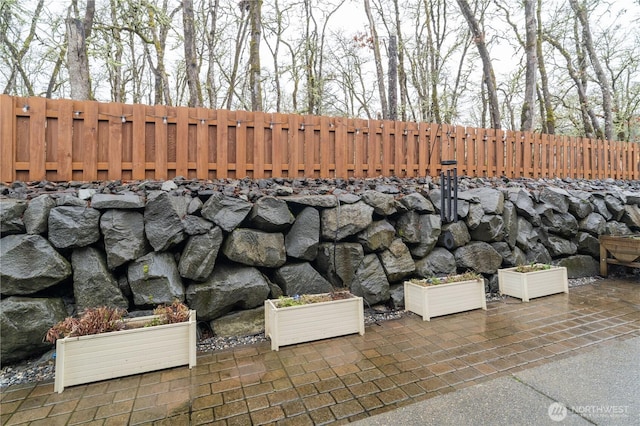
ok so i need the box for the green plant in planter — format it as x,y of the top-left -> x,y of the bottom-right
409,271 -> 482,287
274,290 -> 353,308
514,263 -> 552,273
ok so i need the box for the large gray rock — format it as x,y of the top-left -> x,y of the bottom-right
396,211 -> 422,244
624,191 -> 640,205
128,252 -> 185,306
469,214 -> 505,243
545,235 -> 577,257
248,196 -> 295,232
178,227 -> 224,281
201,193 -> 252,232
100,210 -> 148,269
315,242 -> 364,288
515,217 -> 539,251
454,241 -> 502,274
321,201 -> 374,241
91,193 -> 145,209
0,234 -> 72,296
211,306 -> 265,337
465,203 -> 485,231
414,247 -> 456,277
378,238 -> 415,282
604,193 -> 625,221
575,231 -> 601,257
555,255 -> 599,278
621,204 -> 640,231
399,192 -> 435,213
409,214 -> 442,258
525,242 -> 552,264
358,220 -> 396,253
592,196 -> 613,220
23,195 -> 55,235
350,254 -> 390,305
502,201 -> 518,248
144,191 -> 188,251
438,220 -> 470,250
223,228 -> 286,268
48,206 -> 101,249
541,211 -> 578,238
578,212 -> 606,236
284,195 -> 338,208
285,207 -> 320,260
186,264 -> 270,321
361,190 -> 397,216
273,262 -> 333,295
1,297 -> 68,365
539,187 -> 570,213
182,215 -> 214,235
506,188 -> 540,225
0,199 -> 27,235
604,221 -> 632,235
467,187 -> 504,214
491,242 -> 527,267
568,194 -> 593,219
71,247 -> 129,311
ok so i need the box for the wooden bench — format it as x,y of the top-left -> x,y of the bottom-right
599,235 -> 640,277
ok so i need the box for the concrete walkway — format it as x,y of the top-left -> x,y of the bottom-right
1,277 -> 638,425
353,335 -> 640,425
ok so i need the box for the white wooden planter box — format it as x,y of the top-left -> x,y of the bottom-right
498,265 -> 568,302
265,294 -> 365,351
404,277 -> 487,321
54,310 -> 197,393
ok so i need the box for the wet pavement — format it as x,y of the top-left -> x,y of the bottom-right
1,277 -> 638,425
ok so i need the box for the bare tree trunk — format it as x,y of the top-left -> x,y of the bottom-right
520,0 -> 537,131
249,0 -> 262,111
66,0 -> 95,100
388,35 -> 398,120
183,0 -> 202,107
569,0 -> 613,140
536,0 -> 554,134
225,3 -> 250,109
392,0 -> 407,121
455,0 -> 501,129
544,34 -> 600,138
364,0 -> 388,119
425,0 -> 441,124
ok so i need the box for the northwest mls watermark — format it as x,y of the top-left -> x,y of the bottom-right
548,402 -> 630,422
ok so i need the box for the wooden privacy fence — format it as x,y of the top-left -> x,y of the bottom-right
1,94 -> 638,183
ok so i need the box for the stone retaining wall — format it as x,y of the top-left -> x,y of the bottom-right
1,177 -> 639,364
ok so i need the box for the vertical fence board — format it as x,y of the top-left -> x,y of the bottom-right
416,123 -> 426,177
154,105 -> 168,180
56,99 -> 74,181
287,114 -> 300,178
195,107 -> 209,179
107,103 -> 123,180
132,104 -> 146,180
354,119 -> 365,177
0,95 -> 15,182
254,111 -> 266,178
335,117 -> 347,179
271,113 -> 283,177
216,110 -> 229,179
175,106 -> 189,178
431,124 -> 442,177
319,115 -> 330,177
80,100 -> 98,181
28,97 -> 47,180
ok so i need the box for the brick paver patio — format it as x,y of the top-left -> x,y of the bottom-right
1,278 -> 638,425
